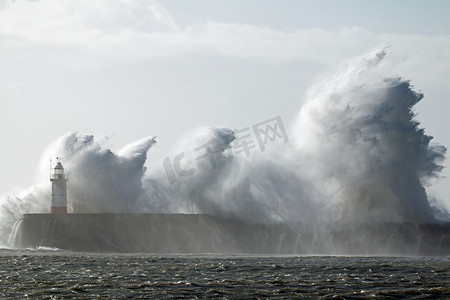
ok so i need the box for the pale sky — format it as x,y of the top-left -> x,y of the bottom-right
1,0 -> 449,209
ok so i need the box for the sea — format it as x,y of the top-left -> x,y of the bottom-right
0,249 -> 449,299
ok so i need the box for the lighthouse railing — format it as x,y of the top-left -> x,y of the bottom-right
50,174 -> 66,180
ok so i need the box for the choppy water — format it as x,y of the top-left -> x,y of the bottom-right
0,249 -> 449,299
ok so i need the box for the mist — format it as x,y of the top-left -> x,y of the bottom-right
0,48 -> 447,247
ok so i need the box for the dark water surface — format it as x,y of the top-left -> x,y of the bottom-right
0,249 -> 449,299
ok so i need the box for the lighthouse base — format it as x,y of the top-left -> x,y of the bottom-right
51,207 -> 67,214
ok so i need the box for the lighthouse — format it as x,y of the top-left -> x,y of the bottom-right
50,158 -> 68,214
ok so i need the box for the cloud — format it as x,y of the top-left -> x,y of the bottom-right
1,0 -> 449,69
0,0 -> 178,36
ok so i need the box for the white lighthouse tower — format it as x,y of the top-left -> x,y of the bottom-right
50,158 -> 68,214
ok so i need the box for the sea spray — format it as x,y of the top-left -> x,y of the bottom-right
0,132 -> 158,243
54,132 -> 158,213
145,126 -> 321,224
0,185 -> 49,246
0,48 -> 447,246
146,47 -> 447,225
294,48 -> 446,223
7,218 -> 23,248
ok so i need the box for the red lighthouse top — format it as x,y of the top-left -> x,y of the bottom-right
51,158 -> 67,181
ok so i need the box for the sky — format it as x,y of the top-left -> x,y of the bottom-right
0,0 -> 449,210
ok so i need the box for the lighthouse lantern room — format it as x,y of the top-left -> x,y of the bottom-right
50,158 -> 68,214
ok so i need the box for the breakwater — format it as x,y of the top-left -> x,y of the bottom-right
14,214 -> 450,255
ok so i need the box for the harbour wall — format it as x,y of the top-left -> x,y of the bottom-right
15,214 -> 450,255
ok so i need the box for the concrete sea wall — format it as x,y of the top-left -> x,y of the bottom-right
16,214 -> 285,253
15,214 -> 450,255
